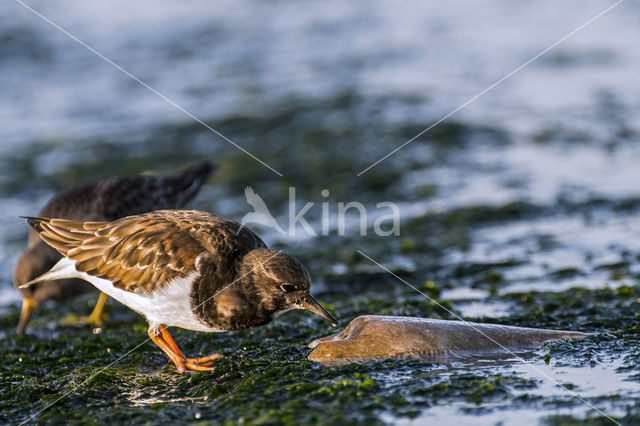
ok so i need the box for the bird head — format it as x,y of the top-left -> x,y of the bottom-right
240,249 -> 338,326
13,243 -> 57,300
13,243 -> 56,335
13,242 -> 93,335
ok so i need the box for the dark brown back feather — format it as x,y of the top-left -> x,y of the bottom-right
27,162 -> 215,246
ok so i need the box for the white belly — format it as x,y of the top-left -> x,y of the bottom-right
45,258 -> 221,332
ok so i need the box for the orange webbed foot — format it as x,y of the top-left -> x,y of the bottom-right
179,354 -> 224,372
149,325 -> 223,373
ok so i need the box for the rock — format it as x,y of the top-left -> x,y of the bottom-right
308,315 -> 588,365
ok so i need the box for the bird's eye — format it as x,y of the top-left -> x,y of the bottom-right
280,283 -> 296,293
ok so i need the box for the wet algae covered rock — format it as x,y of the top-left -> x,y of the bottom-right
309,315 -> 588,365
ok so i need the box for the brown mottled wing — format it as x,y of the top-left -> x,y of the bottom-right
163,210 -> 267,259
24,213 -> 207,293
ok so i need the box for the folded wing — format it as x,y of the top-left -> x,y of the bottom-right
24,213 -> 205,293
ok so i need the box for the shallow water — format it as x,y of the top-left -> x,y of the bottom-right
2,0 -> 640,425
382,357 -> 638,425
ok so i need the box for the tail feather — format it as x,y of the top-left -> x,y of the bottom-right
43,222 -> 90,241
172,162 -> 216,208
23,217 -> 45,233
23,216 -> 105,258
89,161 -> 217,220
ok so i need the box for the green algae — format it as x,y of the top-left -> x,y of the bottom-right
2,280 -> 639,425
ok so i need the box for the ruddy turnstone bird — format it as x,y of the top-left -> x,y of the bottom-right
14,163 -> 215,335
20,209 -> 337,373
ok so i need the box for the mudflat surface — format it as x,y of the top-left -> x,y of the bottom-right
1,1 -> 640,425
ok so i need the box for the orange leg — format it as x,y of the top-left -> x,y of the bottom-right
159,327 -> 185,358
148,325 -> 223,373
17,297 -> 37,336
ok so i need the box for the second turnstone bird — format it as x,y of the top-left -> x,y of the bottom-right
14,162 -> 215,335
20,210 -> 337,373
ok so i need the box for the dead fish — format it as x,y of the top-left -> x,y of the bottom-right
309,315 -> 588,365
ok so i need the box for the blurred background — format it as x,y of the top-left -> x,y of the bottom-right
1,1 -> 640,424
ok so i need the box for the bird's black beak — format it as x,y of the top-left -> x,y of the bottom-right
301,294 -> 338,326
